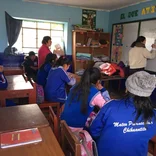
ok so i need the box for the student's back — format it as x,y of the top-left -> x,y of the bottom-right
37,53 -> 57,87
89,71 -> 156,156
37,63 -> 51,87
61,67 -> 110,128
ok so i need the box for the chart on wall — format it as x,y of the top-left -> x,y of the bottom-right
140,19 -> 156,72
111,24 -> 124,63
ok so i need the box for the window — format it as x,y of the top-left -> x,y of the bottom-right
14,20 -> 64,54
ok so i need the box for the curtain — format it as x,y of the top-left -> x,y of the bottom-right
4,12 -> 22,55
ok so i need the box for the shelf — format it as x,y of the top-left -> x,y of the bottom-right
76,46 -> 108,49
76,59 -> 92,62
72,31 -> 110,73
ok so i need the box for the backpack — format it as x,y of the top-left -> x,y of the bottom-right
70,127 -> 98,156
36,84 -> 44,104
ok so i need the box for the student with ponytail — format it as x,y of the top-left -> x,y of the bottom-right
129,36 -> 156,75
37,53 -> 57,88
89,71 -> 156,156
61,67 -> 110,128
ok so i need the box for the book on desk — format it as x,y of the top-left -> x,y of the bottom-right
0,128 -> 42,149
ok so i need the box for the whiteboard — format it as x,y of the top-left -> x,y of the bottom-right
121,22 -> 139,64
111,22 -> 139,64
139,20 -> 156,72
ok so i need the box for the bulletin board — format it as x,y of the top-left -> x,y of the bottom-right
111,25 -> 124,63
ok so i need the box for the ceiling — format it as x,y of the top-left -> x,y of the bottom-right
24,0 -> 150,11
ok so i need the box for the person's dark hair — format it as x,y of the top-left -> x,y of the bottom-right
131,36 -> 146,47
55,56 -> 71,66
29,51 -> 35,57
125,92 -> 155,125
40,53 -> 57,70
42,36 -> 51,44
69,67 -> 101,114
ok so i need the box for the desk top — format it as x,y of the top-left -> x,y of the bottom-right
0,104 -> 49,133
0,126 -> 64,156
72,73 -> 125,83
101,74 -> 125,81
6,75 -> 33,90
3,67 -> 23,71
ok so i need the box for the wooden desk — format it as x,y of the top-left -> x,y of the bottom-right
0,104 -> 49,133
72,73 -> 125,83
0,126 -> 64,156
101,74 -> 125,81
3,67 -> 24,76
0,75 -> 36,107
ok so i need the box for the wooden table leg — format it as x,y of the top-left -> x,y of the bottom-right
0,99 -> 6,107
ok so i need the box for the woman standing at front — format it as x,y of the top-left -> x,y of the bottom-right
129,36 -> 156,75
38,36 -> 52,68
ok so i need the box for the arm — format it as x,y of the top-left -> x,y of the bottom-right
61,70 -> 76,86
67,77 -> 76,86
143,48 -> 156,59
100,88 -> 111,102
0,73 -> 6,83
90,83 -> 110,108
89,102 -> 111,139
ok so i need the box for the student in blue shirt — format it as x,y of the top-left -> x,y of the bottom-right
61,67 -> 110,128
37,53 -> 57,88
89,71 -> 156,156
44,56 -> 76,103
0,65 -> 8,89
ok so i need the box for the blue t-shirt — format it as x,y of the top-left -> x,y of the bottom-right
61,86 -> 99,127
89,99 -> 156,156
44,67 -> 75,103
0,72 -> 8,89
37,63 -> 51,87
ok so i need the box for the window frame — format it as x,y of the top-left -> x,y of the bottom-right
15,20 -> 64,53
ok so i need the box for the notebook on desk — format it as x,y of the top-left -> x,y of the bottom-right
0,128 -> 42,149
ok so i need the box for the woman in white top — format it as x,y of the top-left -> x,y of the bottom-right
129,36 -> 156,75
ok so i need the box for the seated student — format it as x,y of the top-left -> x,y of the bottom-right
22,51 -> 38,82
0,63 -> 16,107
37,53 -> 57,88
0,64 -> 8,89
44,56 -> 76,103
89,71 -> 156,156
61,67 -> 110,128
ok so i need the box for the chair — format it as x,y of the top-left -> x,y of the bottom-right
27,77 -> 60,118
49,106 -> 60,141
40,101 -> 60,119
61,120 -> 81,156
148,136 -> 156,156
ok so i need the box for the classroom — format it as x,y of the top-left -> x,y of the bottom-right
0,0 -> 156,156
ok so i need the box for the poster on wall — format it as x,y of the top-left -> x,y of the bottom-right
111,25 -> 124,63
82,9 -> 96,29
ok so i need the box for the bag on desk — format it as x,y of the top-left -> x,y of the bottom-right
36,84 -> 44,104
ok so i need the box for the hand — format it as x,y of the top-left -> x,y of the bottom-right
31,66 -> 38,70
96,80 -> 103,90
67,72 -> 73,78
152,44 -> 156,48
